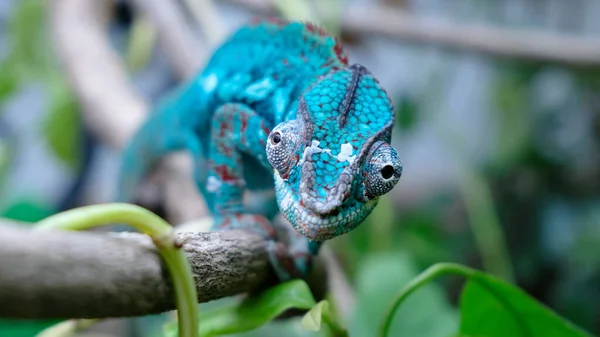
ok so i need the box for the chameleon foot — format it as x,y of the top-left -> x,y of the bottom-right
212,213 -> 313,280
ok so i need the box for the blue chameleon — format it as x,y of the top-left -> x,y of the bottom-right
118,19 -> 402,280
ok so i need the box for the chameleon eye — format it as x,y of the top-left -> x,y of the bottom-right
362,142 -> 402,199
380,165 -> 395,180
270,131 -> 282,145
266,121 -> 303,178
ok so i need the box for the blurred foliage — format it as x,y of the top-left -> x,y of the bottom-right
1,0 -> 82,170
459,272 -> 593,337
351,253 -> 458,337
164,280 -> 317,337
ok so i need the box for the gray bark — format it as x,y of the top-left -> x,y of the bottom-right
0,224 -> 272,319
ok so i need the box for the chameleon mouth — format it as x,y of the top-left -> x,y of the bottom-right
274,174 -> 377,241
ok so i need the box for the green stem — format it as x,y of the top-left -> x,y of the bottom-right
460,167 -> 515,283
323,312 -> 349,337
34,203 -> 199,337
378,263 -> 531,337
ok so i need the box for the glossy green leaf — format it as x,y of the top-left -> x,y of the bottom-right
459,272 -> 594,337
164,279 -> 316,337
351,253 -> 458,337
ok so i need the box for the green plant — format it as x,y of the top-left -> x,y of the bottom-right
33,203 -> 199,337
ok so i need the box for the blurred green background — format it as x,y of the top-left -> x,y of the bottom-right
0,0 -> 599,336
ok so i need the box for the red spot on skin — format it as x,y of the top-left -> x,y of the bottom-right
217,142 -> 233,157
304,22 -> 328,37
214,165 -> 237,181
333,38 -> 349,65
261,125 -> 271,136
282,58 -> 289,65
319,103 -> 323,108
240,113 -> 249,145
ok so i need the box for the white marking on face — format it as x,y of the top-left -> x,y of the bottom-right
335,143 -> 356,164
206,176 -> 222,192
300,140 -> 331,164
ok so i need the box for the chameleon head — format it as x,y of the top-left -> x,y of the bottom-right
266,64 -> 402,242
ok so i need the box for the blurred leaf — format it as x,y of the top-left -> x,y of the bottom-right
460,166 -> 514,283
302,300 -> 349,337
459,272 -> 594,337
351,252 -> 458,337
301,300 -> 329,331
0,319 -> 61,337
9,0 -> 51,78
274,0 -> 314,23
0,140 -> 13,189
0,61 -> 19,106
126,14 -> 157,72
395,96 -> 419,131
42,81 -> 81,169
164,280 -> 316,337
1,200 -> 53,222
311,0 -> 343,35
489,66 -> 534,169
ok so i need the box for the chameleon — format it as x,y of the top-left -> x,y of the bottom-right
118,19 -> 403,280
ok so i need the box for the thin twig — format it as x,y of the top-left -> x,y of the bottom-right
226,0 -> 600,67
128,0 -> 206,79
182,0 -> 228,47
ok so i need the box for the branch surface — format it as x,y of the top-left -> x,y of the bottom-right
0,225 -> 271,319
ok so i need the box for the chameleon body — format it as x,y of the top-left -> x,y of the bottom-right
118,19 -> 403,280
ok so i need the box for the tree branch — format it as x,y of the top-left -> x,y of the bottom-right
0,224 -> 272,319
227,0 -> 600,67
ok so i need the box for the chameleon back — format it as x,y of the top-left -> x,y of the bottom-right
117,20 -> 348,213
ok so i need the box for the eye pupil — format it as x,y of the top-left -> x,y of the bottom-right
380,165 -> 394,179
271,132 -> 282,144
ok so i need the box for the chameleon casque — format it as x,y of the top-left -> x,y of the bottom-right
118,19 -> 403,280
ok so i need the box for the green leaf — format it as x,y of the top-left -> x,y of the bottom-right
351,253 -> 458,337
0,319 -> 61,337
126,14 -> 157,72
395,96 -> 419,131
42,81 -> 81,169
459,272 -> 594,337
0,61 -> 19,106
164,280 -> 317,337
8,0 -> 52,78
301,300 -> 329,331
1,200 -> 53,223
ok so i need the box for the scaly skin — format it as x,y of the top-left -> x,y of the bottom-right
118,19 -> 403,280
